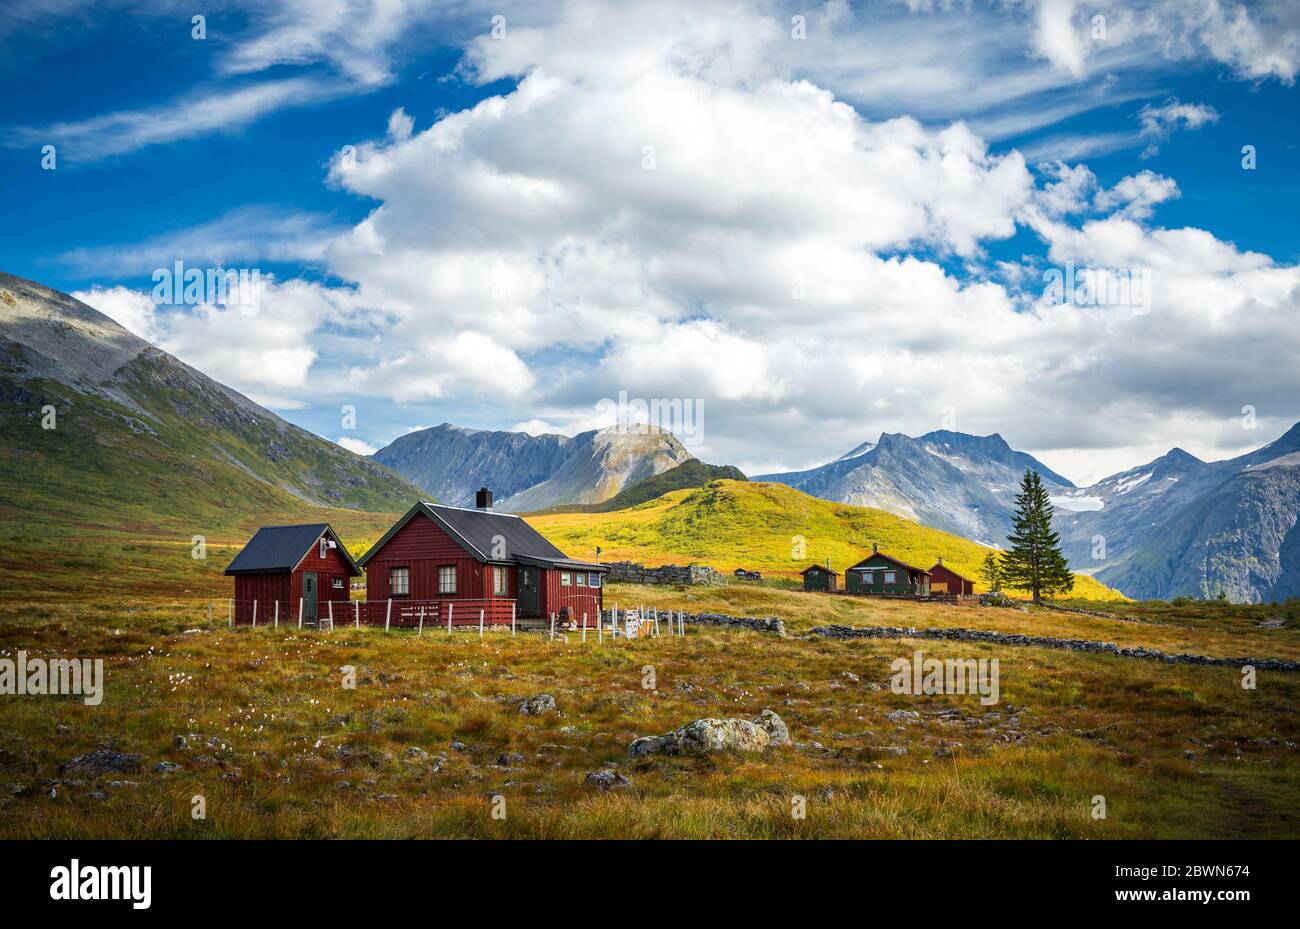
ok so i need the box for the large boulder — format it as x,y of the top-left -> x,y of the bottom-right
754,708 -> 791,746
629,714 -> 784,758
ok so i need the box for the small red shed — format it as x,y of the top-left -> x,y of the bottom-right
225,524 -> 359,626
928,557 -> 975,596
358,492 -> 607,627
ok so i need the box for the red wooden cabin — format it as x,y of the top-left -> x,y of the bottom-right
357,490 -> 607,628
928,557 -> 975,596
225,524 -> 359,626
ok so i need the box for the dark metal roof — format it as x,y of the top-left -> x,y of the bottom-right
800,564 -> 839,575
847,551 -> 932,575
224,524 -> 360,576
357,501 -> 598,569
516,555 -> 609,572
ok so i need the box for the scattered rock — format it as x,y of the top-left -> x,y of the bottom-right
154,762 -> 182,774
172,735 -> 188,750
336,745 -> 390,768
584,770 -> 632,791
405,747 -> 428,760
450,741 -> 467,752
60,750 -> 141,777
518,694 -> 557,716
886,710 -> 921,723
495,752 -> 525,767
841,671 -> 860,684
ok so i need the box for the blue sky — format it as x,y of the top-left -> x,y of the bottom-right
2,0 -> 1299,485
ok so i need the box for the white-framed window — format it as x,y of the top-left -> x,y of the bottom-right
319,538 -> 329,559
389,567 -> 410,596
493,566 -> 507,596
561,572 -> 571,586
438,565 -> 456,594
332,577 -> 344,589
589,572 -> 602,588
576,572 -> 586,587
884,570 -> 897,585
860,570 -> 874,584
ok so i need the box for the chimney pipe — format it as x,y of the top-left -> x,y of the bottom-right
872,542 -> 878,554
475,487 -> 494,510
937,556 -> 943,566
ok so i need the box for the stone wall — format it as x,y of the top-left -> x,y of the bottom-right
601,561 -> 726,586
807,624 -> 1300,671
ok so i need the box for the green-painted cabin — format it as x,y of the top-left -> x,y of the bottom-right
845,545 -> 932,596
800,564 -> 839,592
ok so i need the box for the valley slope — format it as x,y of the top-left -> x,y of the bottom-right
0,271 -> 422,593
528,479 -> 1122,600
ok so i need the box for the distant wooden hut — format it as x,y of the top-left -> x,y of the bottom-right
845,544 -> 931,596
800,564 -> 839,592
928,557 -> 974,595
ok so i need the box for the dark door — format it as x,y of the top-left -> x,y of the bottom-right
518,567 -> 539,617
302,572 -> 318,624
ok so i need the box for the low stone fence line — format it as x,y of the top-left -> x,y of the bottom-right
806,624 -> 1300,672
680,612 -> 786,636
602,561 -> 726,586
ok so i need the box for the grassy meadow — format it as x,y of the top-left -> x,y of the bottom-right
4,467 -> 1297,839
1,585 -> 1298,839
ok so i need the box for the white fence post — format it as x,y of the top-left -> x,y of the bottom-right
679,611 -> 685,636
274,600 -> 279,629
418,606 -> 425,636
328,599 -> 334,631
447,603 -> 453,636
228,598 -> 233,628
612,603 -> 618,639
207,600 -> 213,624
385,598 -> 392,632
252,600 -> 257,628
511,601 -> 516,637
479,609 -> 484,639
550,613 -> 555,638
355,601 -> 360,629
298,598 -> 303,629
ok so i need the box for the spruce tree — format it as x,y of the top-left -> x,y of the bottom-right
980,551 -> 1003,594
1001,469 -> 1074,603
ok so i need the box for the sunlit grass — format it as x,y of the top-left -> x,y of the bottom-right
2,595 -> 1296,839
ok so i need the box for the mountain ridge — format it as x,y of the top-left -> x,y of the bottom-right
0,270 -> 423,536
372,421 -> 695,511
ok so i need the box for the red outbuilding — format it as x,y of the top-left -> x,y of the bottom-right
357,489 -> 607,628
928,557 -> 975,596
224,524 -> 360,626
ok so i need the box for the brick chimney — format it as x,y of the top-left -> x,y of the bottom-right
475,487 -> 493,510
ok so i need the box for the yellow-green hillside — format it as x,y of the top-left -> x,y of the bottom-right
530,480 -> 1124,601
